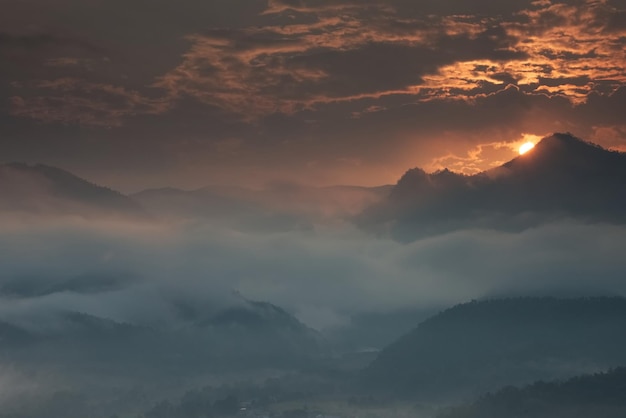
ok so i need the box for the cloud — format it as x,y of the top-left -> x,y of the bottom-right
4,1 -> 625,122
154,11 -> 528,117
427,133 -> 545,174
145,0 -> 626,122
10,79 -> 170,127
0,32 -> 103,53
1,215 -> 625,331
589,124 -> 626,150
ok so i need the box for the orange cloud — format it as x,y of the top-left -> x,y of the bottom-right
9,0 -> 626,126
150,0 -> 624,121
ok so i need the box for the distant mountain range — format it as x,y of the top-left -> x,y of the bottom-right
0,161 -> 392,226
362,297 -> 626,400
0,162 -> 146,218
361,133 -> 626,240
3,133 -> 623,236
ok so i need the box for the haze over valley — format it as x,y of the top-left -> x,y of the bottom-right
2,0 -> 626,415
1,134 -> 626,417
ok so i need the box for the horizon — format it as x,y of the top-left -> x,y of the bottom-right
2,132 -> 620,193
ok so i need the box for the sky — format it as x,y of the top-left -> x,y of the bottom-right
1,0 -> 626,192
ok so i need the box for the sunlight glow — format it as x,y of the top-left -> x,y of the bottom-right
519,142 -> 535,155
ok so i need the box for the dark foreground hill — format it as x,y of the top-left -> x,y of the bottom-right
440,368 -> 626,418
363,297 -> 626,400
361,133 -> 626,240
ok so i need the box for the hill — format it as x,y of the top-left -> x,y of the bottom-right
0,162 -> 146,218
1,299 -> 326,378
440,368 -> 626,418
363,297 -> 626,400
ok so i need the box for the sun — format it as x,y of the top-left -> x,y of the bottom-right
519,142 -> 535,155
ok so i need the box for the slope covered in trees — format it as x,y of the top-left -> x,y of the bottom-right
364,297 -> 626,399
440,368 -> 626,418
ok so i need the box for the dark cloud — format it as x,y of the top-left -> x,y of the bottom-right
0,0 -> 625,188
0,32 -> 102,52
10,79 -> 169,127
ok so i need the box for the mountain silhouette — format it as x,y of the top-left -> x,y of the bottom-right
362,297 -> 626,400
483,133 -> 626,215
0,162 -> 146,218
360,133 -> 626,240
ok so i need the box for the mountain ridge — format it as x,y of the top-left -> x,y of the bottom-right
361,133 -> 626,240
362,297 -> 626,400
3,133 -> 624,236
440,367 -> 626,418
0,298 -> 327,376
0,162 -> 146,218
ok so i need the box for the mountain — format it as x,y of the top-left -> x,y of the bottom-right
0,161 -> 392,225
0,320 -> 37,346
360,133 -> 626,240
1,298 -> 326,378
482,133 -> 626,216
362,297 -> 626,400
0,162 -> 146,218
440,368 -> 626,418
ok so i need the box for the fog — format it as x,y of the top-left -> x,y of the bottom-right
1,215 -> 625,331
2,195 -> 626,418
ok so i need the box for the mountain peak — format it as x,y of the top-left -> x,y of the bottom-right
540,132 -> 588,145
363,133 -> 626,241
534,132 -> 606,154
0,162 -> 146,218
501,132 -> 624,174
